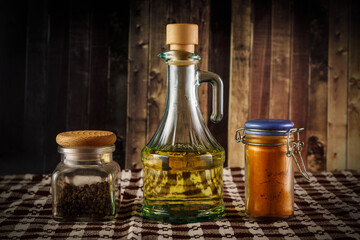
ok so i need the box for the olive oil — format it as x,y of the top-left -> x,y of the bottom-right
141,146 -> 225,223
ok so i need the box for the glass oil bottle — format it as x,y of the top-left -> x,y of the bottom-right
141,24 -> 225,223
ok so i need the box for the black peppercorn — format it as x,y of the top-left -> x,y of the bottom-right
56,182 -> 114,219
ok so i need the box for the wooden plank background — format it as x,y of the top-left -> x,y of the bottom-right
327,0 -> 348,171
0,0 -> 359,174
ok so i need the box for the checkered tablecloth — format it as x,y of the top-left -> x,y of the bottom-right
1,168 -> 360,239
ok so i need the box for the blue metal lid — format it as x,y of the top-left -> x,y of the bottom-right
244,119 -> 294,136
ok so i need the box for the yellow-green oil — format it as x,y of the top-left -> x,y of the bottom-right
141,146 -> 225,223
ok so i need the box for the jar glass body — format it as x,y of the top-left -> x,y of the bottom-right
52,145 -> 121,222
245,134 -> 294,220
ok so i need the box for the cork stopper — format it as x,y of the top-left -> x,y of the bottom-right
166,24 -> 198,53
56,130 -> 116,148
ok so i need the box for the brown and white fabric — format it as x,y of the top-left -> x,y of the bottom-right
1,168 -> 360,239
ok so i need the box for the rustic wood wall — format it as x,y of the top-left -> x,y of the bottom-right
0,0 -> 359,174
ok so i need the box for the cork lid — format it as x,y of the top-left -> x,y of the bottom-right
166,24 -> 198,53
56,130 -> 116,148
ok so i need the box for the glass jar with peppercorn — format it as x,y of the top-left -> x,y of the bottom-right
52,130 -> 121,222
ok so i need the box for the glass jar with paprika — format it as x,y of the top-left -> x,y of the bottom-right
235,119 -> 310,220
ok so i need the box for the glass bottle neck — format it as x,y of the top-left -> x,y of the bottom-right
166,64 -> 199,116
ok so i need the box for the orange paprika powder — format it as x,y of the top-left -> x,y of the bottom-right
245,134 -> 294,219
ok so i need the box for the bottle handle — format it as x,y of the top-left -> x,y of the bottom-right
197,70 -> 224,124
